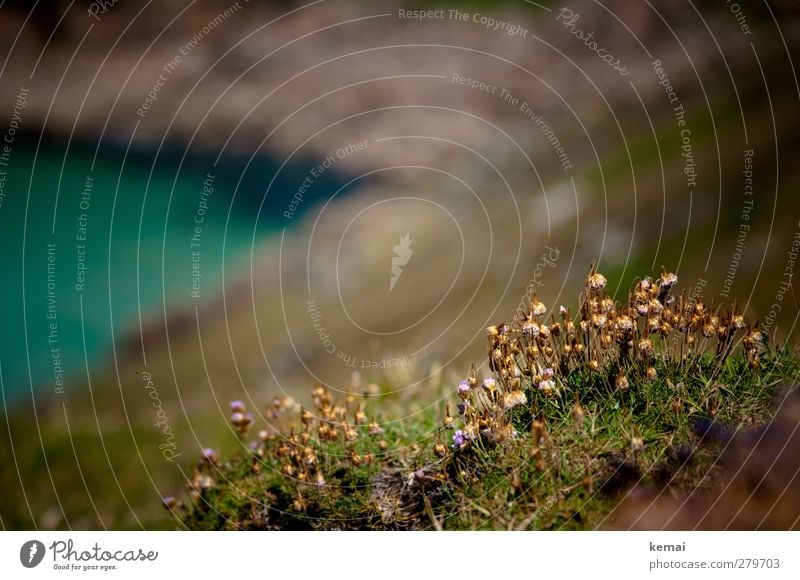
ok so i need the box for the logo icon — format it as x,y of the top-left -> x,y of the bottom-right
20,540 -> 46,568
390,234 -> 413,291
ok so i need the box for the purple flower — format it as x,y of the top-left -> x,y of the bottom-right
230,400 -> 245,413
457,380 -> 471,400
201,448 -> 218,463
453,430 -> 467,448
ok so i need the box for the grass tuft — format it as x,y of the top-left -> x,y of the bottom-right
173,264 -> 799,530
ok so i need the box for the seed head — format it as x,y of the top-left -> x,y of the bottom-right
586,267 -> 608,291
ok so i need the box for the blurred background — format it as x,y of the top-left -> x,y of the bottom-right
0,0 -> 799,529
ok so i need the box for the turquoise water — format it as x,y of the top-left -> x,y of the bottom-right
0,135 -> 349,397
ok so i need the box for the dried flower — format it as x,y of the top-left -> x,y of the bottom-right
572,402 -> 584,425
586,264 -> 608,291
530,297 -> 547,318
538,379 -> 556,395
504,390 -> 528,409
348,449 -> 363,466
292,495 -> 307,512
616,315 -> 633,332
368,419 -> 384,436
522,321 -> 540,337
638,339 -> 654,358
659,268 -> 678,290
201,448 -> 218,464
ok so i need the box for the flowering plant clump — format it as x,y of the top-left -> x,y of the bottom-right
448,263 -> 765,454
172,263 -> 790,531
